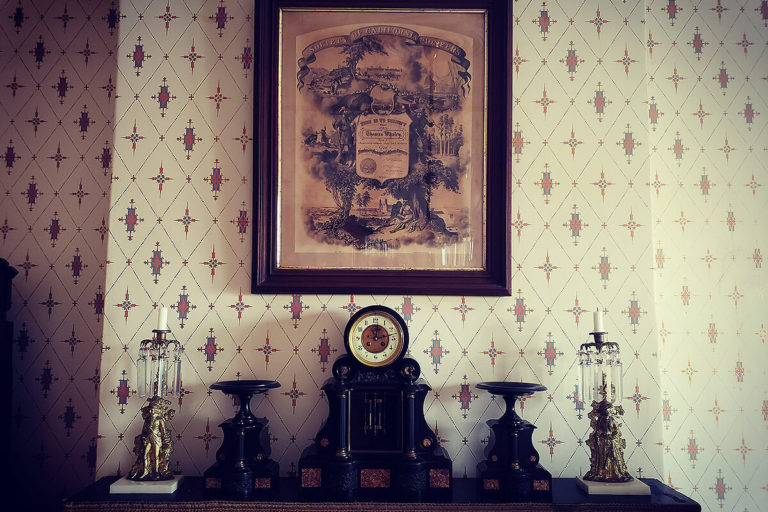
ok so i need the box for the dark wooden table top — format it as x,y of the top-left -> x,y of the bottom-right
62,476 -> 700,512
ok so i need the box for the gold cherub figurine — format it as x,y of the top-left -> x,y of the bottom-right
583,382 -> 632,482
127,396 -> 174,481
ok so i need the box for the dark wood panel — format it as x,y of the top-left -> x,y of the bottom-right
63,477 -> 700,512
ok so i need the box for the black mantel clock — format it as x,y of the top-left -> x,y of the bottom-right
298,305 -> 452,501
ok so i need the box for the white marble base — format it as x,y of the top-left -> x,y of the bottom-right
576,476 -> 651,495
109,475 -> 184,494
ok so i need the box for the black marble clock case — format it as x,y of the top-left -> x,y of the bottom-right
298,355 -> 452,501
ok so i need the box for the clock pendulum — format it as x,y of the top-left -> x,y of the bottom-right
298,305 -> 452,501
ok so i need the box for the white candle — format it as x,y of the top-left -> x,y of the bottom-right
157,306 -> 169,331
593,309 -> 604,332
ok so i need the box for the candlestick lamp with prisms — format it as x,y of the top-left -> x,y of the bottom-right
109,307 -> 184,494
575,309 -> 649,495
131,307 -> 182,478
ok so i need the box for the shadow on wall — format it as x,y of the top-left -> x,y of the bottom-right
2,1 -> 119,510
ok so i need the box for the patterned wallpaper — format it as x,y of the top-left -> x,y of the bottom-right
2,0 -> 117,508
0,1 -> 765,511
647,1 -> 768,510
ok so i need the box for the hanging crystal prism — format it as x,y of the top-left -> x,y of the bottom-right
137,348 -> 148,398
150,348 -> 159,395
173,347 -> 182,395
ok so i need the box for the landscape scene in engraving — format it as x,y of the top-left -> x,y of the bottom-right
296,26 -> 473,251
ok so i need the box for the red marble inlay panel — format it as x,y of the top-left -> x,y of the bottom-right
482,478 -> 499,490
360,469 -> 390,488
301,468 -> 321,488
429,468 -> 451,488
253,477 -> 272,489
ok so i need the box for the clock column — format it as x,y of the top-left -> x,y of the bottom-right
402,361 -> 418,459
326,359 -> 358,499
404,386 -> 417,459
335,386 -> 350,458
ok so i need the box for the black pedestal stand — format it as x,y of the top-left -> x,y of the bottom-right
476,382 -> 552,502
204,380 -> 280,500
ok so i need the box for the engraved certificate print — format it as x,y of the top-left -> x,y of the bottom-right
279,11 -> 486,270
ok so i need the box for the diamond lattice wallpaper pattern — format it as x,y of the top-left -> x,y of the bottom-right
646,0 -> 768,509
0,1 -> 766,511
1,0 -> 118,507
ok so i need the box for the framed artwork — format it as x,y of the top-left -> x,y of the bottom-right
253,0 -> 511,295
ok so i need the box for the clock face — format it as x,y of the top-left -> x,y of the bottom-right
345,306 -> 408,368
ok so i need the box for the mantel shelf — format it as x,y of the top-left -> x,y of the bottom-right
63,476 -> 700,512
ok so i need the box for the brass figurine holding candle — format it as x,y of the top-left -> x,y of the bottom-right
128,395 -> 175,480
128,307 -> 182,481
577,310 -> 631,483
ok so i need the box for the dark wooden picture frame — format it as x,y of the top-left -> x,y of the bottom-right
253,0 -> 511,296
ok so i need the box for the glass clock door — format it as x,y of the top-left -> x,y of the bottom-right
349,389 -> 403,453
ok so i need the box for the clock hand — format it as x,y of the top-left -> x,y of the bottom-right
374,325 -> 390,341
